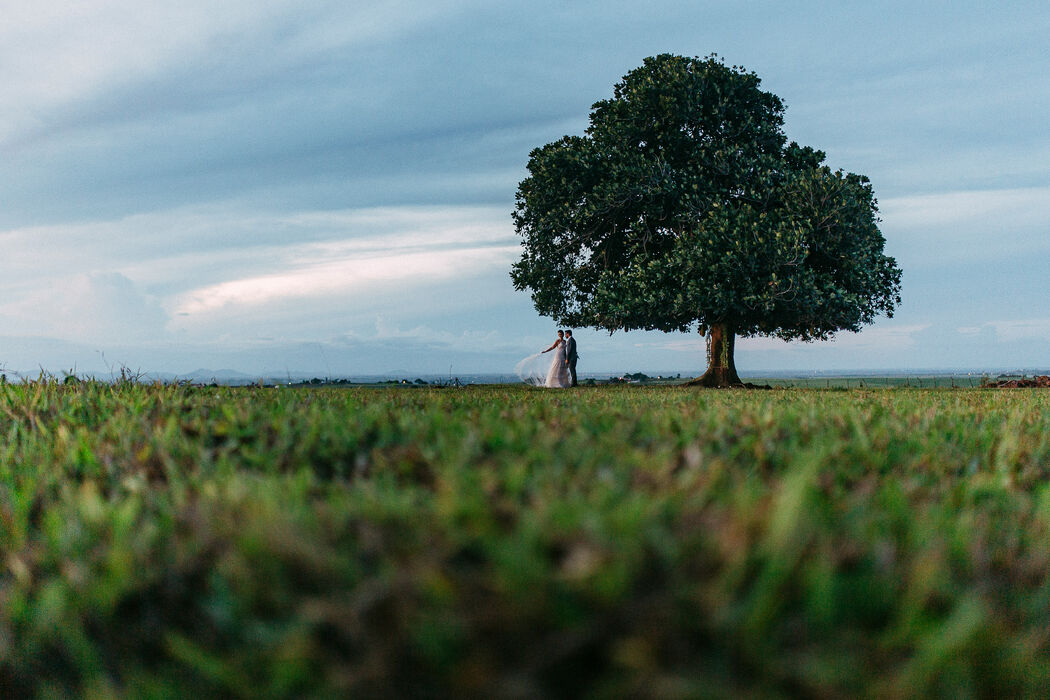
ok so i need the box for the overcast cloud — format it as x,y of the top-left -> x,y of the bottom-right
1,1 -> 1049,378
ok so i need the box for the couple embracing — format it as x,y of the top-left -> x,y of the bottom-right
540,329 -> 578,388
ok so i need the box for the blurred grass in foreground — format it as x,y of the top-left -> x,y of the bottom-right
2,382 -> 1050,697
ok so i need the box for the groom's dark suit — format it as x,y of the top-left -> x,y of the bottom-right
565,335 -> 578,387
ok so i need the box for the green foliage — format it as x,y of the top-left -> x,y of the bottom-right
511,54 -> 902,341
2,381 -> 1050,697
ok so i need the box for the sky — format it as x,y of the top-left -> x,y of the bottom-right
1,0 -> 1049,378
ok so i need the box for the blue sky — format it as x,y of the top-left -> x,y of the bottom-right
1,1 -> 1048,377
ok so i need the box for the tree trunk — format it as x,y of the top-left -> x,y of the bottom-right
686,323 -> 742,387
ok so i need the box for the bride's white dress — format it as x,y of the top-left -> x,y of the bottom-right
544,341 -> 571,388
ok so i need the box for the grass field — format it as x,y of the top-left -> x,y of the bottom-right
2,381 -> 1049,697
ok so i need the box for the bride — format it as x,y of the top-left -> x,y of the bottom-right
539,329 -> 571,388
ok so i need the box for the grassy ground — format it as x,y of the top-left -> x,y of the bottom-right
752,375 -> 993,389
2,381 -> 1049,697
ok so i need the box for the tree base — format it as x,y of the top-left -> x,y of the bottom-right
683,377 -> 772,389
685,323 -> 744,388
683,368 -> 773,389
683,368 -> 743,388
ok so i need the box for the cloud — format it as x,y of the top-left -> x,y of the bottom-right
0,1 -> 546,226
819,324 -> 932,350
878,186 -> 1050,269
161,204 -> 518,320
2,2 -> 1050,375
172,244 -> 516,316
882,187 -> 1050,229
368,317 -> 504,350
0,1 -> 469,147
0,272 -> 166,344
0,203 -> 520,345
976,319 -> 1050,343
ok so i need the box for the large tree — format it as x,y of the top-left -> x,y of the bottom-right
511,54 -> 902,386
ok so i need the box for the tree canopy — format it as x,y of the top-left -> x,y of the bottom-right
511,53 -> 902,385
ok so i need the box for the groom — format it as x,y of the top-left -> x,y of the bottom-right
564,330 -> 578,387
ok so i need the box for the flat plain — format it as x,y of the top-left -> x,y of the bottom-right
2,381 -> 1049,697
